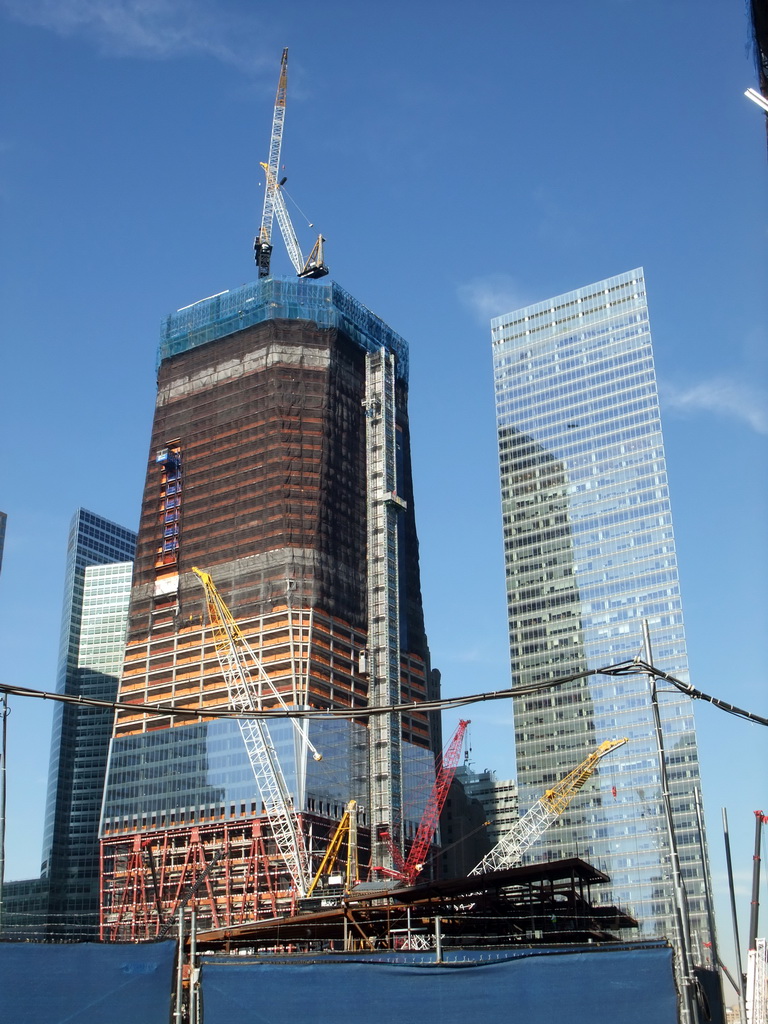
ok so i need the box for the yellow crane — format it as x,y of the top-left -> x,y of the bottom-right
469,738 -> 628,875
192,567 -> 321,897
305,800 -> 359,898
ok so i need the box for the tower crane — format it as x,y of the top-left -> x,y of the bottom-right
469,737 -> 628,876
377,719 -> 470,886
192,567 -> 321,898
254,48 -> 328,280
260,163 -> 327,279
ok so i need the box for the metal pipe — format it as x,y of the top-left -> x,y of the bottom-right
174,908 -> 185,1024
748,809 -> 765,952
694,788 -> 719,969
434,916 -> 442,963
0,694 -> 7,935
717,956 -> 743,997
190,908 -> 197,1024
642,620 -> 697,1024
722,807 -> 748,1024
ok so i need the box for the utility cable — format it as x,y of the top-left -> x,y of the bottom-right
0,658 -> 765,724
603,659 -> 768,727
0,668 -> 611,722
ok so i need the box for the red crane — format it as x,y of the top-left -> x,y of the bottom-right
377,719 -> 470,886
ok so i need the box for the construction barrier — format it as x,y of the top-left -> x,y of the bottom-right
0,940 -> 176,1024
200,943 -> 678,1024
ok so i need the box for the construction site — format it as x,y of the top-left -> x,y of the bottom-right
96,49 -> 639,949
3,45 -> 765,1024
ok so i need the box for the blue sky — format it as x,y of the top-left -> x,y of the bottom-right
0,0 -> 765,984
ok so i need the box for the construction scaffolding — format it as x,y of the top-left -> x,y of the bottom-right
160,278 -> 409,381
100,815 -> 374,942
364,348 -> 406,872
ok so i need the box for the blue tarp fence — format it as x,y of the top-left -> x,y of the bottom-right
200,942 -> 679,1024
0,940 -> 176,1024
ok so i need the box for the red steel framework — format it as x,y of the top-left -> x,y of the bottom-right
100,815 -> 366,942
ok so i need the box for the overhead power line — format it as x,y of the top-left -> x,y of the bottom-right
0,659 -> 764,725
0,670 -> 603,721
605,658 -> 768,727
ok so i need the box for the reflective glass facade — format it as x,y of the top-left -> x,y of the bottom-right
453,766 -> 519,850
41,509 -> 135,937
101,719 -> 433,839
492,269 -> 710,953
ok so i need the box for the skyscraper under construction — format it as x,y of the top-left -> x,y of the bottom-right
99,278 -> 439,939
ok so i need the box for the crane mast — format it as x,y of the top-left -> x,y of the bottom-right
254,49 -> 328,280
469,738 -> 628,875
192,567 -> 321,897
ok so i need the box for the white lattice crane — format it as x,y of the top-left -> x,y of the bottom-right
260,163 -> 327,279
254,48 -> 328,280
192,567 -> 321,897
469,738 -> 628,875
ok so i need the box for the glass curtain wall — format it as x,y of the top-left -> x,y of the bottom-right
491,269 -> 710,954
41,510 -> 135,938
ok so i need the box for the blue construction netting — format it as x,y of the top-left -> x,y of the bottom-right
159,277 -> 409,381
200,943 -> 678,1024
0,940 -> 176,1024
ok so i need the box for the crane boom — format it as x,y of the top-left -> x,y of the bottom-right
306,800 -> 359,897
469,738 -> 628,875
402,719 -> 469,884
254,49 -> 328,280
192,567 -> 320,896
255,47 -> 288,278
376,719 -> 470,885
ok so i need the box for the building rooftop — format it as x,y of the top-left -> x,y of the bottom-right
159,276 -> 409,380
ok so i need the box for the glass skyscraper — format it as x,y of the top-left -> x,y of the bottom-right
40,508 -> 135,938
491,269 -> 710,955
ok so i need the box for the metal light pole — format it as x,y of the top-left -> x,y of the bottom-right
174,908 -> 185,1024
0,693 -> 8,934
748,810 -> 766,954
694,788 -> 719,970
189,907 -> 198,1024
642,620 -> 698,1024
722,807 -> 748,1024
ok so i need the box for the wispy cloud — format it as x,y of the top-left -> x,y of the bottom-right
458,274 -> 530,324
661,375 -> 768,436
0,0 -> 263,71
532,185 -> 587,250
